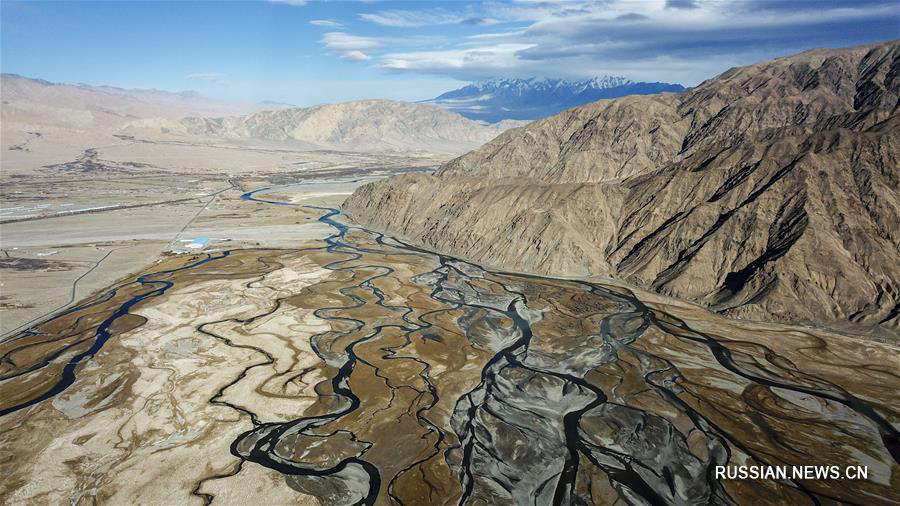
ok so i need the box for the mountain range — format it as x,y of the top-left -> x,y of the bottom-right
0,73 -> 290,163
1,74 -> 524,155
424,76 -> 685,122
344,41 -> 900,337
124,100 -> 520,154
0,73 -> 269,127
2,73 -> 680,155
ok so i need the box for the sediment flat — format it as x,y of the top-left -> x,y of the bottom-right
1,207 -> 897,505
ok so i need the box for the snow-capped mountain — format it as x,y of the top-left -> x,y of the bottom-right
424,76 -> 685,123
457,76 -> 634,95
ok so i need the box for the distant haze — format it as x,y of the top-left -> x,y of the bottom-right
0,73 -> 522,158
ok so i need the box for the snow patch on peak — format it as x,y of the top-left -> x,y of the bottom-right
470,76 -> 634,92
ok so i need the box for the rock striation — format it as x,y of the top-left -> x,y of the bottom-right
344,41 -> 900,335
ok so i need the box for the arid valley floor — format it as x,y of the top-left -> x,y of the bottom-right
2,172 -> 899,505
0,135 -> 438,337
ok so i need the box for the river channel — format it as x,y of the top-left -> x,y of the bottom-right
0,184 -> 897,505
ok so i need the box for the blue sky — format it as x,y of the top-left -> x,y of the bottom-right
2,1 -> 897,106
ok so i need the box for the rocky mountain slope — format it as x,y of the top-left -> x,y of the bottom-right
344,41 -> 900,335
424,76 -> 684,122
124,100 -> 514,154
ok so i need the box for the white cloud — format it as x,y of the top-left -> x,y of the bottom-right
185,72 -> 226,82
319,32 -> 451,62
380,44 -> 535,72
342,50 -> 370,61
310,19 -> 344,28
359,8 -> 497,27
268,0 -> 307,6
324,1 -> 898,85
321,32 -> 380,52
321,32 -> 380,61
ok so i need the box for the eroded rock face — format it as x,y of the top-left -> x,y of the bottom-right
343,41 -> 900,336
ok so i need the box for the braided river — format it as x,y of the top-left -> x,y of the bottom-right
1,185 -> 897,505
